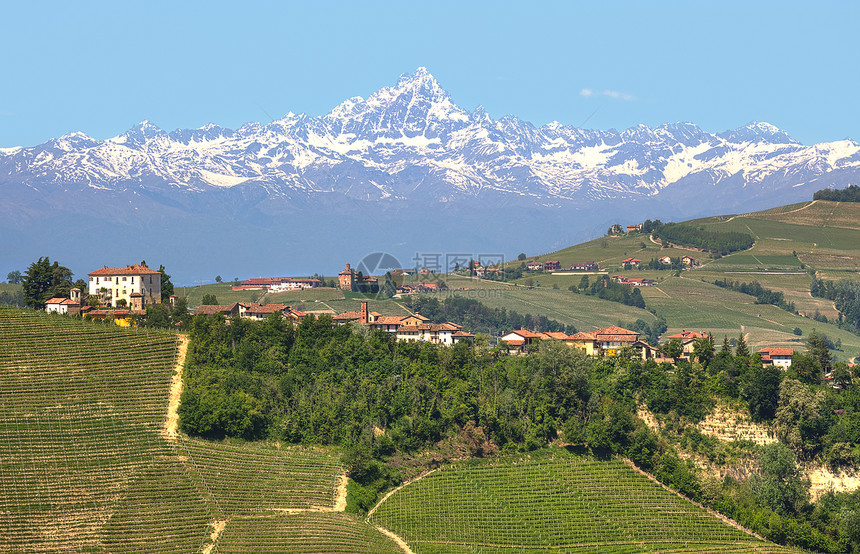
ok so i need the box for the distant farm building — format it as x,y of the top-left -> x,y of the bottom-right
759,347 -> 794,368
570,262 -> 597,271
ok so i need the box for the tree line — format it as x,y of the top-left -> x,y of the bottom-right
652,223 -> 754,256
403,295 -> 577,335
811,277 -> 860,334
713,278 -> 797,313
813,185 -> 860,202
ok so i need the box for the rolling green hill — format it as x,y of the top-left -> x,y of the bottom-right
476,200 -> 860,361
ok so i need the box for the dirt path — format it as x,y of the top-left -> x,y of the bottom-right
366,468 -> 438,519
332,473 -> 348,512
201,519 -> 227,554
365,469 -> 438,554
621,458 -> 766,541
652,287 -> 671,298
164,334 -> 188,440
375,525 -> 414,554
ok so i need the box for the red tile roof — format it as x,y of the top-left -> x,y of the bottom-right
89,264 -> 160,276
194,303 -> 239,316
45,297 -> 80,305
667,330 -> 709,340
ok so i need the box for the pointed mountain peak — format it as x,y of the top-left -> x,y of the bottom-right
109,120 -> 167,146
719,121 -> 798,145
395,67 -> 445,94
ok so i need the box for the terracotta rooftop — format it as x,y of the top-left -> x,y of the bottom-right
89,264 -> 160,276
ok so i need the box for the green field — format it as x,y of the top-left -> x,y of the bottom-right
416,201 -> 860,360
369,448 -> 798,554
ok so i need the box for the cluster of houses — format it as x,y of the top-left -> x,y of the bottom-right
41,263 -> 796,366
610,223 -> 643,234
45,263 -> 173,327
332,301 -> 474,346
612,275 -> 656,287
525,261 -> 599,273
193,302 -> 307,323
499,326 -> 795,367
232,277 -> 321,292
658,255 -> 697,267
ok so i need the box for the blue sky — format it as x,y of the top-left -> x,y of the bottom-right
1,1 -> 857,147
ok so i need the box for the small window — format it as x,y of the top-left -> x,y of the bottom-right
131,277 -> 134,284
122,277 -> 127,282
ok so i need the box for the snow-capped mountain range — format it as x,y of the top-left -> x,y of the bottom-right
1,67 -> 858,281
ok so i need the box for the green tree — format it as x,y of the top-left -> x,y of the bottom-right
215,275 -> 222,283
21,257 -> 74,309
751,442 -> 808,514
790,352 -> 821,384
6,270 -> 22,284
740,364 -> 781,421
159,265 -> 174,302
774,378 -> 827,457
517,253 -> 527,261
735,334 -> 750,358
692,337 -> 714,366
380,272 -> 397,298
721,335 -> 732,355
806,329 -> 832,373
661,338 -> 683,362
578,275 -> 590,291
201,294 -> 218,305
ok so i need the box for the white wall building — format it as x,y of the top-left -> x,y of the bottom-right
88,264 -> 161,308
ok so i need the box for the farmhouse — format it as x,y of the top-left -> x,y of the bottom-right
759,347 -> 794,368
613,275 -> 655,286
88,263 -> 161,308
45,288 -> 82,316
658,256 -> 672,265
527,262 -> 544,271
566,326 -> 657,360
239,303 -> 306,322
544,260 -> 561,271
627,224 -> 642,233
621,258 -> 641,268
570,261 -> 597,271
332,301 -> 473,345
338,263 -> 378,291
233,277 -> 320,292
666,330 -> 711,358
193,303 -> 241,317
681,255 -> 697,267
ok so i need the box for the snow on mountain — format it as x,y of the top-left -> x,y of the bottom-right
2,68 -> 860,206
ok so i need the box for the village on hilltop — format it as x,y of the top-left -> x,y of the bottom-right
31,259 -> 798,368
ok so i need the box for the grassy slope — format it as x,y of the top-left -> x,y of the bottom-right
442,200 -> 860,361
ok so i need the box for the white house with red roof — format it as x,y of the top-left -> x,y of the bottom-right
621,258 -> 642,267
759,347 -> 794,368
88,264 -> 161,308
45,288 -> 82,316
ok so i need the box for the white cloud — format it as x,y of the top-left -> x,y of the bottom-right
580,88 -> 636,102
602,89 -> 636,101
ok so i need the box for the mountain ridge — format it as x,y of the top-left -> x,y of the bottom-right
1,67 -> 859,282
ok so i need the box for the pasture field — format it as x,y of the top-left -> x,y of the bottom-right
444,283 -> 657,331
176,283 -> 266,306
369,448 -> 799,554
